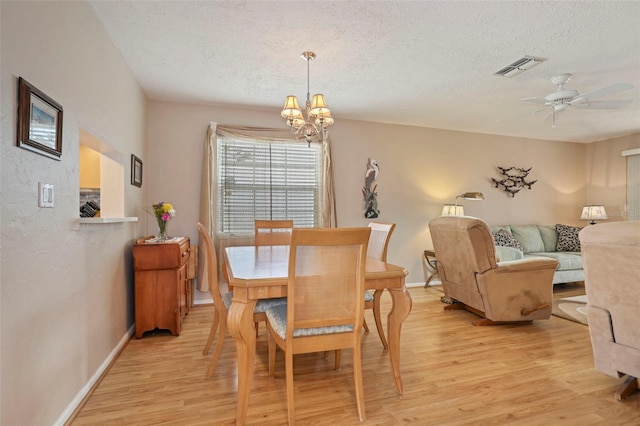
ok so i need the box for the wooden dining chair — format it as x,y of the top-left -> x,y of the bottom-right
364,222 -> 396,349
255,219 -> 294,246
265,227 -> 371,424
197,223 -> 286,378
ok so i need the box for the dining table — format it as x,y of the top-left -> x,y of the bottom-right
224,244 -> 412,425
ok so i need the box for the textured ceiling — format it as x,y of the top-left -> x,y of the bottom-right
89,0 -> 640,143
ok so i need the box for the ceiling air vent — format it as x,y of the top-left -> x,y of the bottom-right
494,56 -> 546,78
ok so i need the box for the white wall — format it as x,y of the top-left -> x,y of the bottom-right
148,101 -> 588,291
1,2 -> 147,424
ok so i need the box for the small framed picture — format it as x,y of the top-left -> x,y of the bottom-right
131,154 -> 143,187
17,77 -> 63,160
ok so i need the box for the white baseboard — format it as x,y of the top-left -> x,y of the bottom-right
54,324 -> 135,426
194,297 -> 214,305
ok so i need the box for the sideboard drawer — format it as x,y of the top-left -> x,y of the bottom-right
133,237 -> 189,270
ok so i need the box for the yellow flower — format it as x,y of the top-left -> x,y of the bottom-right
148,202 -> 176,221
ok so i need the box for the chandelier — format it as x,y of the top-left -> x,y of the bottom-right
281,51 -> 334,146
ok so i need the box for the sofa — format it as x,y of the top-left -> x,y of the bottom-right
490,224 -> 584,285
579,221 -> 640,400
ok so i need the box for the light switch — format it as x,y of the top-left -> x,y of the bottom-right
38,182 -> 54,208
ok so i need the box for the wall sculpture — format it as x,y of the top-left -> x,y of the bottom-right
491,166 -> 537,197
363,158 -> 380,218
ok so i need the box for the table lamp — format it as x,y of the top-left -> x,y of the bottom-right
441,192 -> 484,216
441,204 -> 465,216
580,205 -> 608,225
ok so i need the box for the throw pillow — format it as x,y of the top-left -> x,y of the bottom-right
555,224 -> 583,252
492,229 -> 523,251
511,225 -> 545,253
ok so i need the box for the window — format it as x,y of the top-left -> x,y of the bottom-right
624,149 -> 640,221
79,129 -> 125,219
216,133 -> 323,234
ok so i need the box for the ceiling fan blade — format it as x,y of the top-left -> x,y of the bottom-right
497,106 -> 549,121
576,83 -> 633,101
521,97 -> 548,104
572,99 -> 635,109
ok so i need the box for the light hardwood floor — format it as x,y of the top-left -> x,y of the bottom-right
70,283 -> 639,425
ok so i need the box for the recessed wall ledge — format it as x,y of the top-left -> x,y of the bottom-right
79,217 -> 138,224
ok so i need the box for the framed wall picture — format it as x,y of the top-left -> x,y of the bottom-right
17,77 -> 63,160
131,154 -> 143,187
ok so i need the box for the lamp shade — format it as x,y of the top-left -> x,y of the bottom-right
314,111 -> 334,127
281,96 -> 302,119
310,94 -> 330,116
459,192 -> 485,200
442,204 -> 465,216
580,205 -> 608,224
291,118 -> 305,129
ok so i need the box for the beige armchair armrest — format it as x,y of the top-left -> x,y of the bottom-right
495,245 -> 524,263
476,257 -> 558,322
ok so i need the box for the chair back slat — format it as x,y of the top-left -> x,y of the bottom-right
255,220 -> 294,246
367,222 -> 396,261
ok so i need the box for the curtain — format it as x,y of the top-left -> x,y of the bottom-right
197,123 -> 337,292
197,122 -> 216,292
627,152 -> 640,221
322,136 -> 338,228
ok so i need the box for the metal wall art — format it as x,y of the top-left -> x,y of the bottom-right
491,166 -> 537,197
363,158 -> 380,218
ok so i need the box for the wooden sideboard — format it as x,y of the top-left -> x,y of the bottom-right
133,236 -> 190,338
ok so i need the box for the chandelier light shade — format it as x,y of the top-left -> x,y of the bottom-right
281,96 -> 302,119
310,94 -> 330,116
281,51 -> 334,145
580,205 -> 608,225
315,111 -> 334,126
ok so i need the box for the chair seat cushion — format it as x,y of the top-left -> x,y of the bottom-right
364,291 -> 374,302
222,292 -> 287,313
265,303 -> 354,339
255,297 -> 288,313
222,291 -> 233,309
525,252 -> 583,271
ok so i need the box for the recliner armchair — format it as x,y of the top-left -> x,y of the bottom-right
579,221 -> 640,400
429,216 -> 558,325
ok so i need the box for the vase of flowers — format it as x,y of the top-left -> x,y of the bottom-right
149,202 -> 176,241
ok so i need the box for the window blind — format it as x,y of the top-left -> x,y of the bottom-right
216,134 -> 323,234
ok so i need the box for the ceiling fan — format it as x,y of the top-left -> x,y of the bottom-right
521,73 -> 634,127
